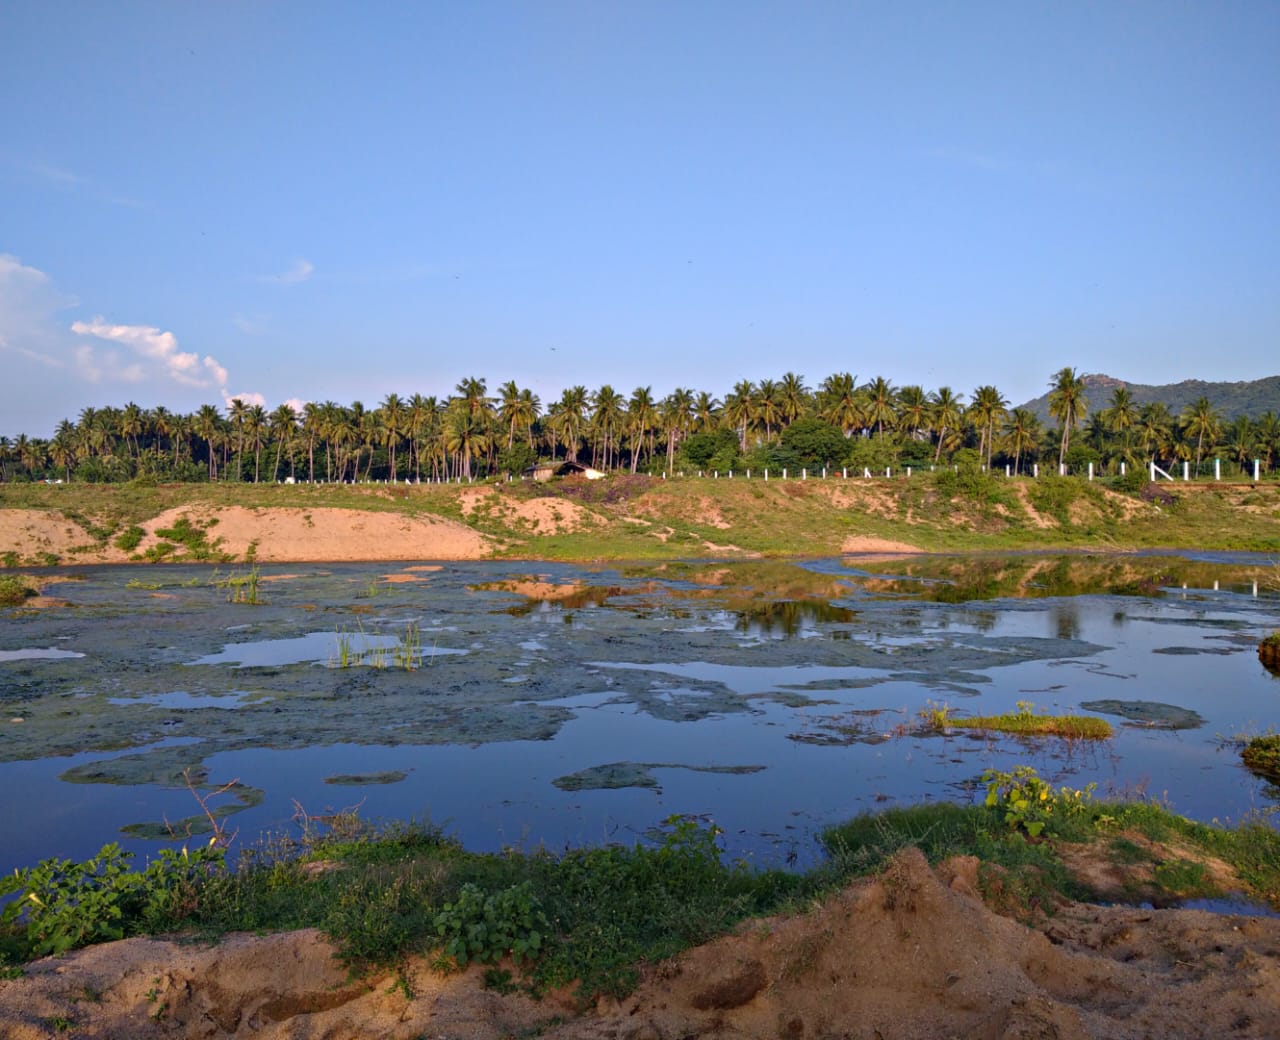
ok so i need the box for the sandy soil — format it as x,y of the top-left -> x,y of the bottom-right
460,487 -> 605,535
840,535 -> 924,554
2,848 -> 1276,1040
0,507 -> 493,564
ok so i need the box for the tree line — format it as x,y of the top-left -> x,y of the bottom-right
2,367 -> 1276,485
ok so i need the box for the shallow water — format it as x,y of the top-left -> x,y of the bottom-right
1,554 -> 1278,873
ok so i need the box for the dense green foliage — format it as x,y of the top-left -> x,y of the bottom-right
3,370 -> 1276,486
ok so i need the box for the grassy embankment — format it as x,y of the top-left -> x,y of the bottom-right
2,470 -> 1279,566
2,768 -> 1279,999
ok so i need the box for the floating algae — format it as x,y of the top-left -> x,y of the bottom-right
553,762 -> 766,793
1079,699 -> 1205,730
120,783 -> 264,840
324,770 -> 408,785
3,554 -> 1279,873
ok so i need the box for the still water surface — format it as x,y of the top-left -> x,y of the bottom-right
1,554 -> 1277,872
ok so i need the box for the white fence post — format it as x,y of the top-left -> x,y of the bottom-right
1214,459 -> 1220,481
1182,462 -> 1190,481
1255,459 -> 1261,481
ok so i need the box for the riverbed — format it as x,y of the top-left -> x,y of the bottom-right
1,553 -> 1277,872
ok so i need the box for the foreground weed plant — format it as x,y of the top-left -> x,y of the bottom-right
0,843 -> 225,958
983,765 -> 1096,838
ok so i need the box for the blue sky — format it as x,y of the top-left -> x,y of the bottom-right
2,2 -> 1277,438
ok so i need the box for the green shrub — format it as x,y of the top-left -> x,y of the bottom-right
0,575 -> 36,606
1242,734 -> 1280,783
114,525 -> 145,551
433,881 -> 549,967
0,843 -> 225,958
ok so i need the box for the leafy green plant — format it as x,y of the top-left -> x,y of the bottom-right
982,765 -> 1096,838
433,881 -> 549,967
0,841 -> 226,958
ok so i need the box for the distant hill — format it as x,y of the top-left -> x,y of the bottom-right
1018,374 -> 1280,425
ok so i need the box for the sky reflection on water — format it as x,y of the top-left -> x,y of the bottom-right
0,554 -> 1277,873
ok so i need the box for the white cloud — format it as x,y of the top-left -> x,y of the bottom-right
261,259 -> 314,285
71,318 -> 208,387
203,356 -> 228,386
4,157 -> 147,209
0,253 -> 277,434
232,313 -> 268,335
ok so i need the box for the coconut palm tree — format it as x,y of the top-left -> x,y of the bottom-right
269,403 -> 298,482
378,393 -> 406,480
1003,407 -> 1041,476
778,372 -> 809,428
118,402 -> 145,460
626,386 -> 657,473
547,386 -> 588,463
444,397 -> 490,479
496,381 -> 524,451
1136,402 -> 1172,467
242,404 -> 267,482
1180,396 -> 1221,476
863,376 -> 898,440
49,420 -> 77,481
968,384 -> 1008,469
1047,368 -> 1088,468
1224,415 -> 1255,474
193,404 -> 223,480
816,373 -> 861,437
896,386 -> 929,442
754,379 -> 783,442
1255,411 -> 1280,472
929,387 -> 965,464
591,385 -> 625,470
692,391 -> 721,433
661,387 -> 695,475
722,380 -> 755,451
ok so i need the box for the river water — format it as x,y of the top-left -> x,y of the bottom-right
1,553 -> 1277,872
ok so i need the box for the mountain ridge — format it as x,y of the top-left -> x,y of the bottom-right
1018,373 -> 1280,425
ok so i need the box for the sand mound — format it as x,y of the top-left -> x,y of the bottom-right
0,508 -> 130,562
840,535 -> 923,554
4,849 -> 1277,1039
460,487 -> 605,535
145,506 -> 493,562
0,506 -> 493,564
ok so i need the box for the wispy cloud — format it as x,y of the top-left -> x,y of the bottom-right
260,259 -> 314,285
0,253 -> 78,369
27,161 -> 85,186
4,155 -> 147,209
232,313 -> 269,335
70,317 -> 258,409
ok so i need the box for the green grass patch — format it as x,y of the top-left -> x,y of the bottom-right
114,525 -> 145,551
1242,734 -> 1280,783
0,574 -> 38,606
923,700 -> 1112,739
